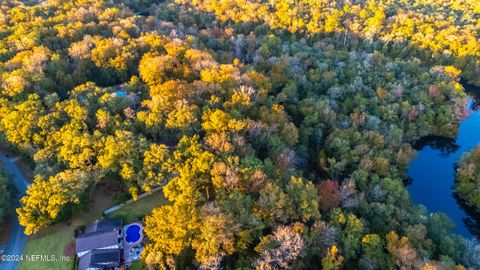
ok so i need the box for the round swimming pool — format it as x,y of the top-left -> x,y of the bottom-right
125,224 -> 142,244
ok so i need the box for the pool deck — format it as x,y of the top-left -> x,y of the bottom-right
123,242 -> 143,263
122,223 -> 144,263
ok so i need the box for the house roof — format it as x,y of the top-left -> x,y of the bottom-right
76,229 -> 120,254
78,249 -> 121,270
76,219 -> 123,254
84,218 -> 122,234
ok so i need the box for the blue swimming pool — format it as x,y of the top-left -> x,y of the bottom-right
125,224 -> 141,243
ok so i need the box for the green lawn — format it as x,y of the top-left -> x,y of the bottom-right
129,261 -> 147,270
19,225 -> 77,270
107,190 -> 168,223
20,189 -> 167,270
20,211 -> 104,270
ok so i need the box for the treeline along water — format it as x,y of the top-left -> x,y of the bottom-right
408,82 -> 480,239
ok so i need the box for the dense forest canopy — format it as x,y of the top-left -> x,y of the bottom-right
0,0 -> 479,269
455,147 -> 480,220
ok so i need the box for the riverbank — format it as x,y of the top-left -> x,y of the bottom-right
407,83 -> 480,239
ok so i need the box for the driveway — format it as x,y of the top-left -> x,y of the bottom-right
0,153 -> 29,270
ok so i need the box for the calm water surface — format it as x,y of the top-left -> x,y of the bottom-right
408,83 -> 480,239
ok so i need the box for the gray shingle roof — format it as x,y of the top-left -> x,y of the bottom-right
78,251 -> 92,270
84,218 -> 122,234
78,249 -> 121,270
76,229 -> 121,253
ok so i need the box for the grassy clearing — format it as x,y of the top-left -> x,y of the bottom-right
107,189 -> 168,223
19,227 -> 74,270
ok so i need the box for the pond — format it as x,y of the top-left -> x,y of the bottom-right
407,82 -> 480,239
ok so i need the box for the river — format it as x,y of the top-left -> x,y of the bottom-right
407,83 -> 480,239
